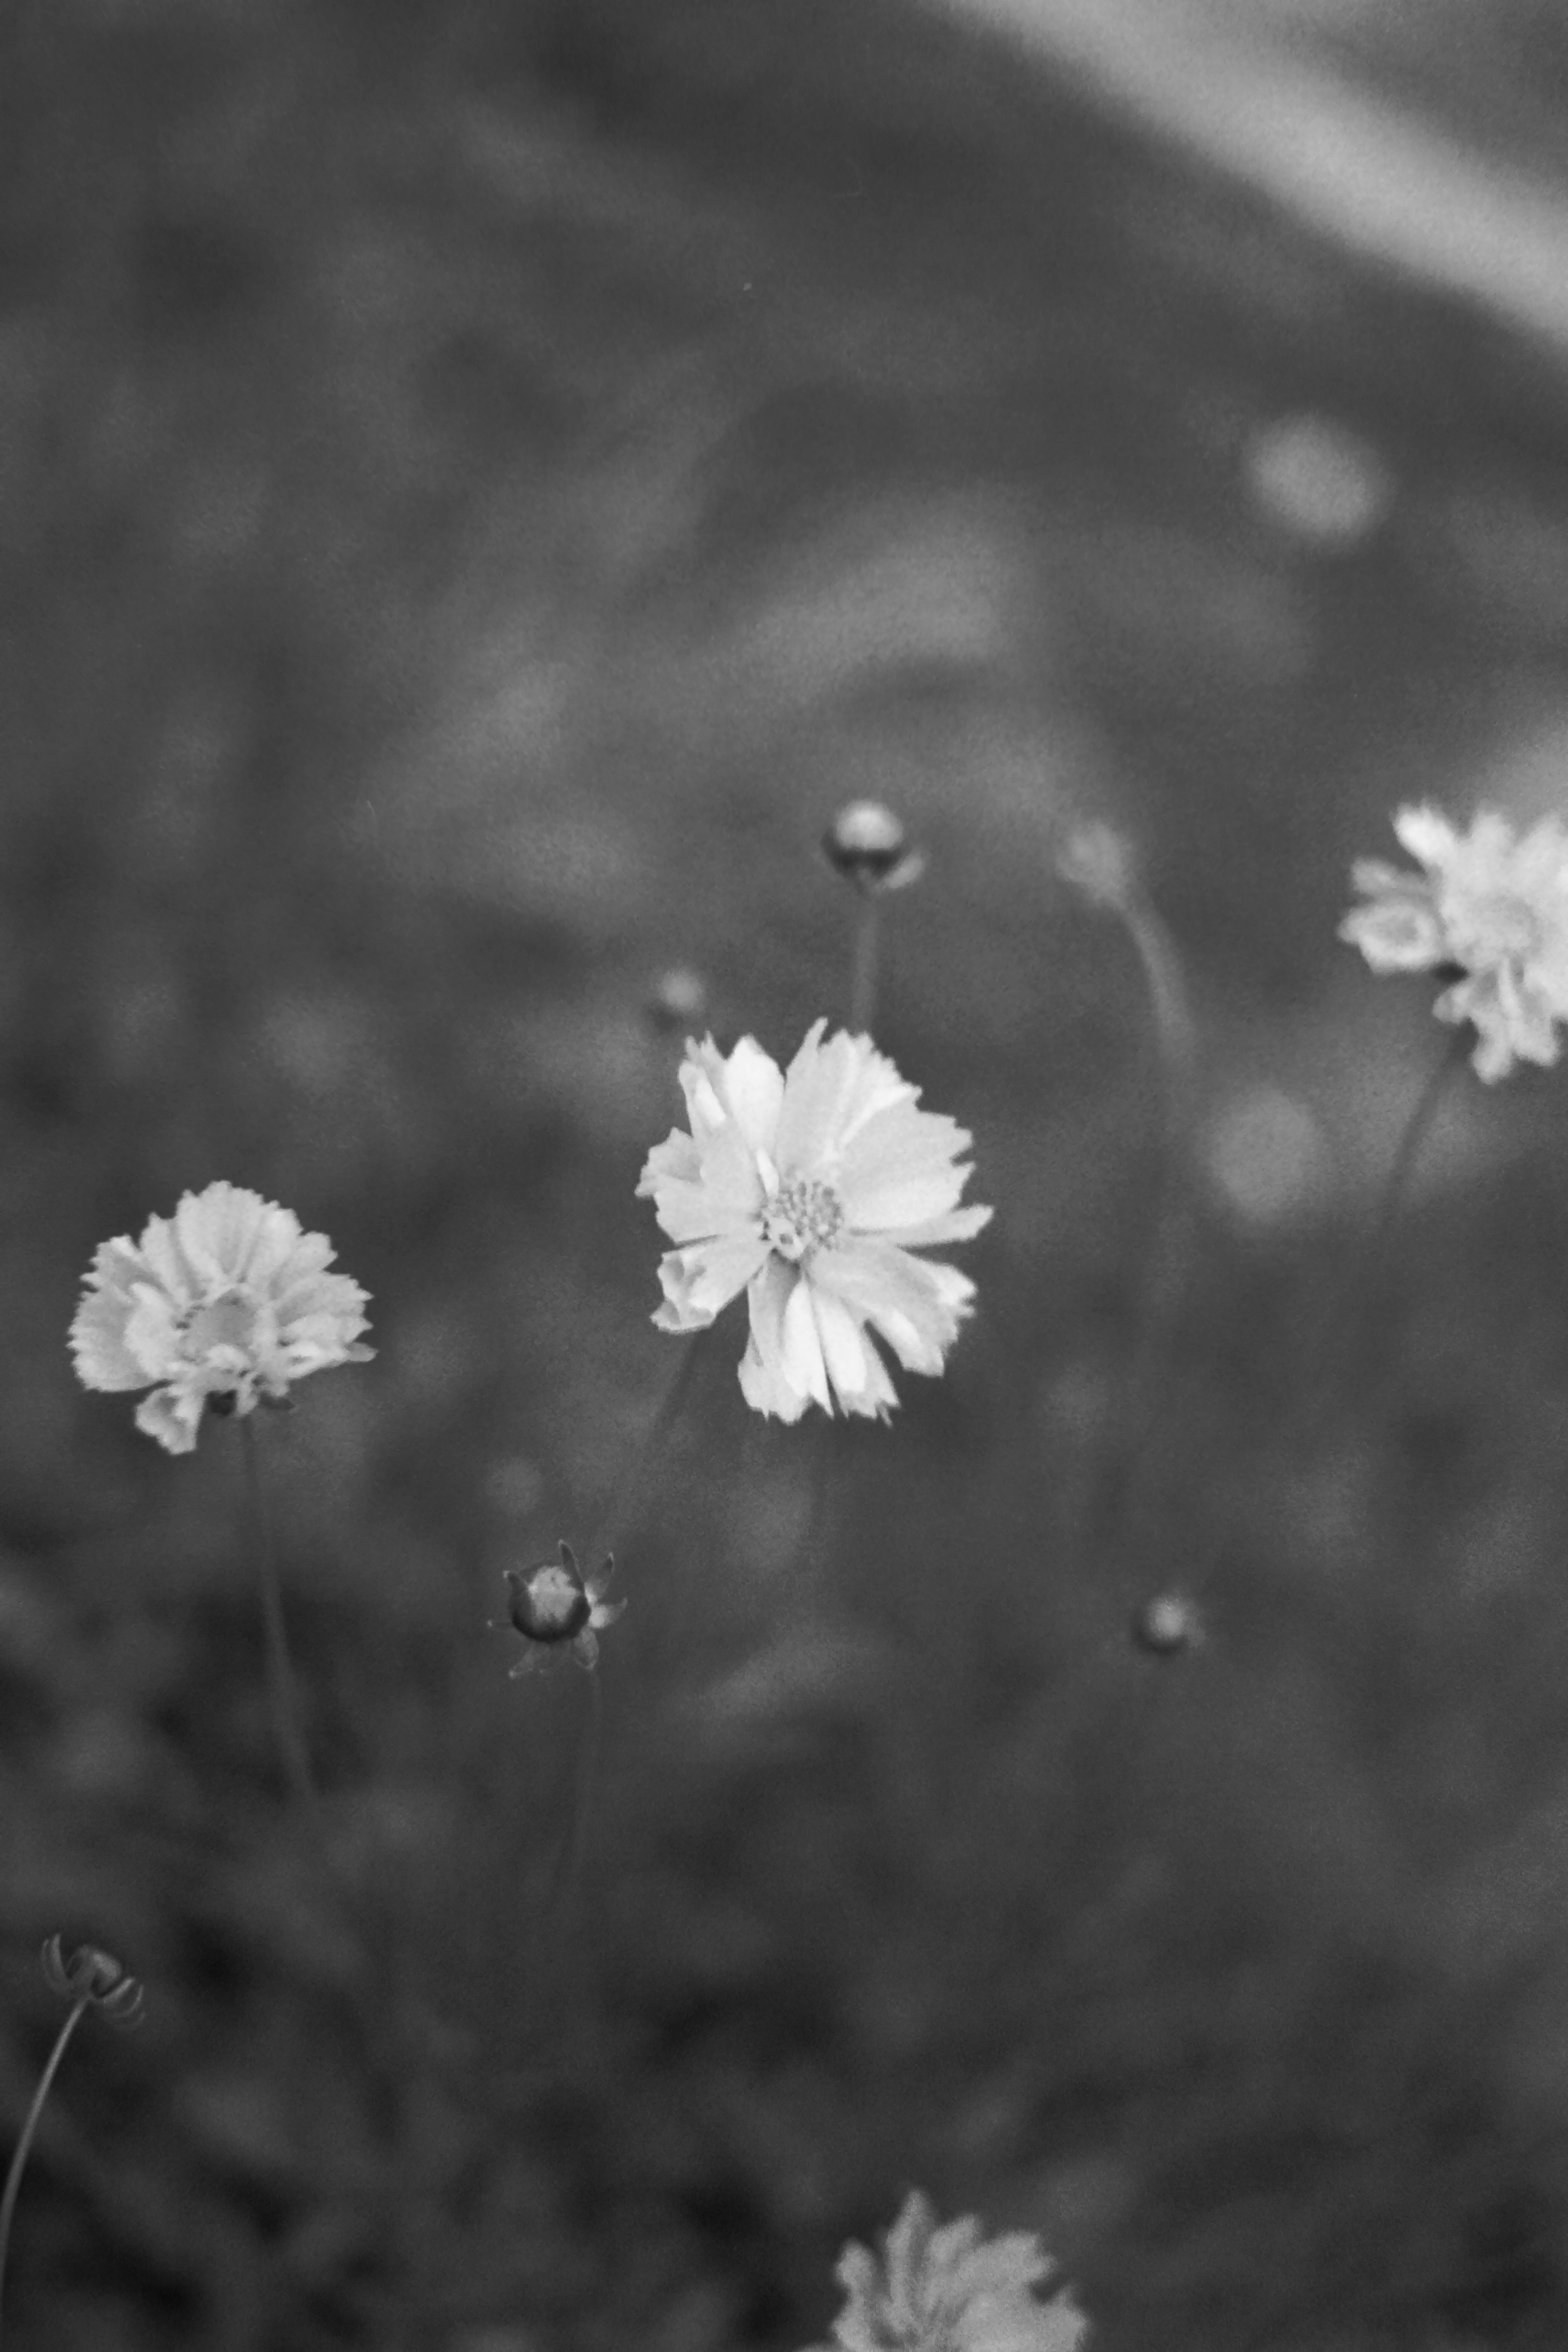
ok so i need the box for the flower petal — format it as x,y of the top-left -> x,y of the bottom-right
715,1036 -> 786,1153
782,1273 -> 833,1413
655,1231 -> 770,1327
134,1385 -> 203,1454
814,1238 -> 973,1374
738,1258 -> 811,1420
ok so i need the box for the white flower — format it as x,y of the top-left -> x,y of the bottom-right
803,2190 -> 1087,2352
636,1021 -> 991,1421
1340,804 -> 1568,1081
69,1182 -> 373,1453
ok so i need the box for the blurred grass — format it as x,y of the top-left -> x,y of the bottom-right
6,0 -> 1568,2347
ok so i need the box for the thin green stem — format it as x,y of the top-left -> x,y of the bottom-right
239,1414 -> 325,1844
1294,1023 -> 1470,1437
0,2002 -> 87,2345
1084,884 -> 1199,1576
540,1329 -> 706,1923
1119,887 -> 1199,1415
849,892 -> 881,1032
550,1666 -> 603,1918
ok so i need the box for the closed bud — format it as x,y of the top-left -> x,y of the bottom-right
503,1540 -> 624,1676
1131,1591 -> 1203,1657
1058,820 -> 1137,911
646,967 -> 709,1032
822,801 -> 926,895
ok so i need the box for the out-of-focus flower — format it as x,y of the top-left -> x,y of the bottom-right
504,1541 -> 622,1675
646,967 -> 710,1032
637,1021 -> 990,1421
802,2190 -> 1087,2352
1131,1591 -> 1205,1657
41,1937 -> 145,2029
69,1182 -> 373,1453
1056,820 -> 1136,912
822,801 -> 926,895
1341,804 -> 1568,1081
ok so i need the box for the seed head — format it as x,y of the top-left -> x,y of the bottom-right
822,801 -> 926,895
41,1936 -> 145,2028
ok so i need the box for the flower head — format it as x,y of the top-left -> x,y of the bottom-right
41,1936 -> 145,2029
822,801 -> 926,895
804,2190 -> 1087,2352
69,1182 -> 373,1454
637,1021 -> 991,1421
1131,1590 -> 1205,1657
1056,819 -> 1137,913
504,1541 -> 623,1675
1341,805 -> 1568,1080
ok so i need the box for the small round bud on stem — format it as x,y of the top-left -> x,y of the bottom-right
1058,820 -> 1138,912
646,967 -> 709,1033
503,1541 -> 625,1676
1131,1591 -> 1204,1657
40,1937 -> 145,2028
822,801 -> 926,896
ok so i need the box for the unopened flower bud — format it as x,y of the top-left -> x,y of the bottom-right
1131,1591 -> 1204,1657
41,1936 -> 145,2027
822,801 -> 926,895
646,967 -> 709,1032
1058,820 -> 1137,911
503,1540 -> 624,1676
505,1552 -> 593,1645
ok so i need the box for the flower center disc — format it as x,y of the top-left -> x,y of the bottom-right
182,1292 -> 259,1361
761,1175 -> 845,1263
1458,891 -> 1542,967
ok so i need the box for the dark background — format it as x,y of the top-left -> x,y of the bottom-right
7,1 -> 1568,2345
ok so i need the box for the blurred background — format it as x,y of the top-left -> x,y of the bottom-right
7,0 -> 1568,2344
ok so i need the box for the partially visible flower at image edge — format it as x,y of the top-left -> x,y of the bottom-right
1340,803 -> 1568,1081
802,2190 -> 1088,2352
69,1181 -> 373,1454
636,1019 -> 991,1421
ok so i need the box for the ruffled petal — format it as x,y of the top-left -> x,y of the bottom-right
814,1238 -> 973,1374
782,1273 -> 833,1413
655,1232 -> 769,1327
774,1021 -> 913,1172
1393,803 -> 1459,871
1339,895 -> 1444,972
68,1278 -> 150,1390
134,1384 -> 203,1454
715,1035 -> 785,1153
738,1259 -> 811,1420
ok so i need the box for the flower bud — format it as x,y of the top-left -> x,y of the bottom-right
822,801 -> 926,895
503,1540 -> 624,1675
504,1551 -> 593,1645
41,1936 -> 145,2027
1057,820 -> 1137,911
1130,1591 -> 1203,1657
646,967 -> 709,1032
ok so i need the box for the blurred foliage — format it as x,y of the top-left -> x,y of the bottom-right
7,0 -> 1568,2346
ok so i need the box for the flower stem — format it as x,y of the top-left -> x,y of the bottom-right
540,1329 -> 706,1927
239,1414 -> 325,1844
849,893 -> 882,1032
1294,1023 -> 1469,1434
1085,881 -> 1199,1572
0,2002 -> 87,2345
550,1666 -> 603,1918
